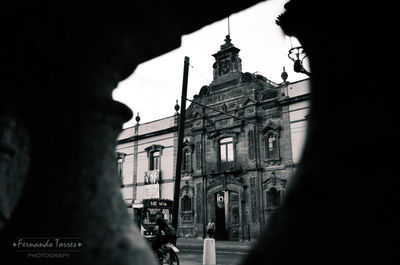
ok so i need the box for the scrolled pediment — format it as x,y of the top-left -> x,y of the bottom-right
262,172 -> 286,191
262,120 -> 281,134
242,97 -> 257,107
179,181 -> 194,196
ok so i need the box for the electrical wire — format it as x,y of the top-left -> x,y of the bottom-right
189,63 -> 212,84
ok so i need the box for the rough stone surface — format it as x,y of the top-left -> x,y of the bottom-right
1,0 -> 398,264
243,1 -> 399,265
0,114 -> 30,231
0,1 -> 264,264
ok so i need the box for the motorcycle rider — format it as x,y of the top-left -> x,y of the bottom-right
152,212 -> 177,260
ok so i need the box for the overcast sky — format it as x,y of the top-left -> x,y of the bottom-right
113,0 -> 308,128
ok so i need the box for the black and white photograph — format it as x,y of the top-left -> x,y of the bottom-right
0,0 -> 398,264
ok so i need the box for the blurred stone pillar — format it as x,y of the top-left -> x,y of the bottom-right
0,76 -> 158,265
0,14 -> 158,264
0,1 -> 266,264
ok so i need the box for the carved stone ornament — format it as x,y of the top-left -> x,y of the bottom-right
241,72 -> 254,83
250,177 -> 257,222
262,120 -> 281,134
221,103 -> 227,112
179,181 -> 194,197
262,172 -> 286,191
208,128 -> 240,140
196,183 -> 201,222
242,97 -> 257,107
199,86 -> 210,96
183,139 -> 195,151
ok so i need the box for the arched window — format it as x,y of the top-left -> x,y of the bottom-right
182,195 -> 192,212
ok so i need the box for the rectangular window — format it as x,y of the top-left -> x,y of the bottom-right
184,151 -> 191,171
268,135 -> 275,151
150,151 -> 160,170
227,143 -> 234,161
267,188 -> 281,209
220,144 -> 227,162
182,195 -> 192,212
266,133 -> 278,159
220,137 -> 234,171
116,152 -> 126,185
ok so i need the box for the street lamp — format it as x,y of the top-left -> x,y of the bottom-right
288,46 -> 311,76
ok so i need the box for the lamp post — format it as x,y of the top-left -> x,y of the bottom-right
288,46 -> 311,76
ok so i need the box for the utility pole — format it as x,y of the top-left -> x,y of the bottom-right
172,56 -> 189,229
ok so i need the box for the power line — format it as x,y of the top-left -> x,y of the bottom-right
189,63 -> 211,84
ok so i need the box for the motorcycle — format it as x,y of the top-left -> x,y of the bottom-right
156,242 -> 179,265
146,235 -> 179,265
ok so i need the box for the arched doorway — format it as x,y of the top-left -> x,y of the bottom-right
213,190 -> 240,241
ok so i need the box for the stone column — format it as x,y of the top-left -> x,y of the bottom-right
0,1 -> 270,264
1,93 -> 158,265
0,33 -> 157,265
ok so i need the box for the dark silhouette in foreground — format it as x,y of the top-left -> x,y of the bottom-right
0,1 -> 398,265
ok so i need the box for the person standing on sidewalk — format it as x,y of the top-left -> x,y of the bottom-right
206,219 -> 215,239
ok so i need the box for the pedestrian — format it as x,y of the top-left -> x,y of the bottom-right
206,219 -> 215,239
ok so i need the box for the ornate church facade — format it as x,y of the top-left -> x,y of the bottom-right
117,35 -> 310,241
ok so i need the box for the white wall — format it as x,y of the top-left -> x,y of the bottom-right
287,79 -> 311,98
117,116 -> 177,204
121,187 -> 133,201
288,81 -> 310,165
136,132 -> 175,183
138,116 -> 175,135
160,182 -> 175,200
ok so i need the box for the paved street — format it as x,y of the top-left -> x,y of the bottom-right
179,248 -> 248,265
176,238 -> 253,265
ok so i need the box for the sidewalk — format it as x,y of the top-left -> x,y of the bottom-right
176,237 -> 255,252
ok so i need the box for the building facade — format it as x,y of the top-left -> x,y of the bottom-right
116,115 -> 179,222
116,35 -> 310,241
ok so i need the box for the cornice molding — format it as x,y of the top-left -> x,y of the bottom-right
279,93 -> 311,105
117,125 -> 178,144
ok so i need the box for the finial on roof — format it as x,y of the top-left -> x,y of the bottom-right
224,34 -> 231,44
174,100 -> 180,114
135,112 -> 140,123
281,66 -> 288,82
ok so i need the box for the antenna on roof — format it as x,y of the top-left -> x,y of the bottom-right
228,16 -> 231,37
